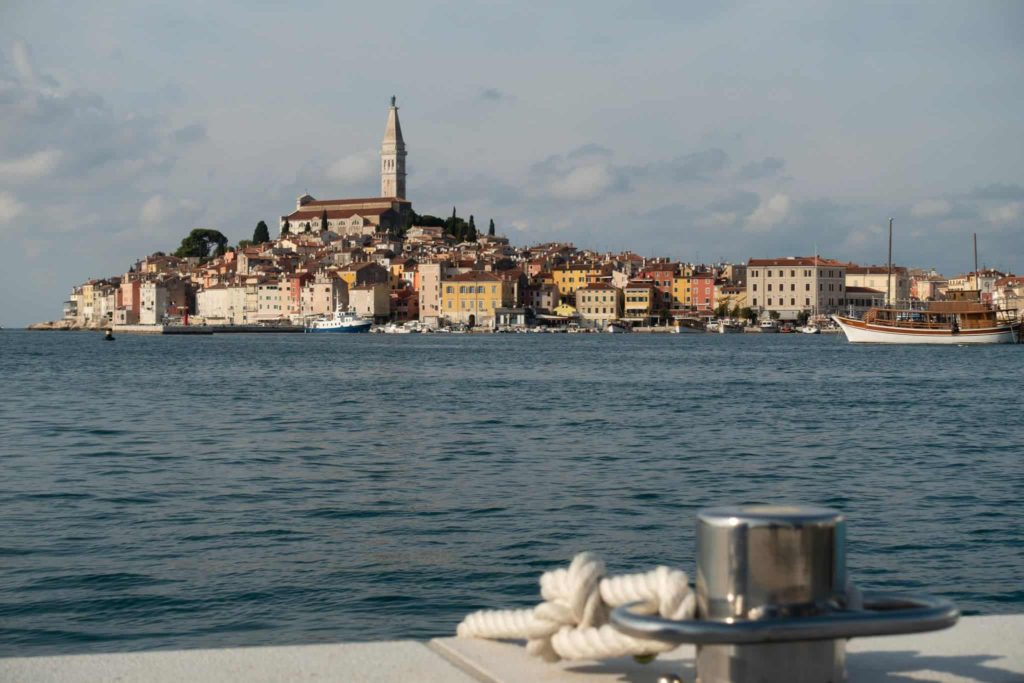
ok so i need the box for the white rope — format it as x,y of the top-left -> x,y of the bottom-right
456,552 -> 695,662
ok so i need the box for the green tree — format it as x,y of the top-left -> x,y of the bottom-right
769,310 -> 781,321
797,310 -> 810,326
466,215 -> 478,242
488,218 -> 495,236
715,300 -> 730,318
281,219 -> 290,235
740,307 -> 754,323
173,228 -> 228,259
237,239 -> 253,250
730,303 -> 741,319
320,210 -> 329,232
415,213 -> 446,228
303,222 -> 311,233
253,221 -> 270,244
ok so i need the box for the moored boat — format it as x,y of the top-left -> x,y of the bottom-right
759,320 -> 780,333
305,307 -> 372,333
718,320 -> 744,334
832,291 -> 1018,344
606,321 -> 630,334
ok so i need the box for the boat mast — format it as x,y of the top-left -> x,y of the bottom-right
887,218 -> 893,307
973,232 -> 979,292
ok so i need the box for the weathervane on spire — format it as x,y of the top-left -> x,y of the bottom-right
390,95 -> 396,107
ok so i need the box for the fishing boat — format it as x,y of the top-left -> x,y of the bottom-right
832,291 -> 1018,344
759,319 -> 780,333
800,323 -> 821,334
305,307 -> 372,333
718,320 -> 744,334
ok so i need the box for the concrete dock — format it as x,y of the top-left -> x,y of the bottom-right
2,614 -> 1020,682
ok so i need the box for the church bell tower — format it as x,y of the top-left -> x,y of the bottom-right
381,96 -> 407,198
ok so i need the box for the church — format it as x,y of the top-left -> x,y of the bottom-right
279,97 -> 413,237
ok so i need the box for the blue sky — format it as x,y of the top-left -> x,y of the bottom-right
1,1 -> 1022,325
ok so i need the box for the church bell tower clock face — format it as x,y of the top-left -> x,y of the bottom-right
381,96 -> 407,199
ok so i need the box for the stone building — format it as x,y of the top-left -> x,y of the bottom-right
746,257 -> 846,320
279,98 -> 412,238
575,283 -> 623,329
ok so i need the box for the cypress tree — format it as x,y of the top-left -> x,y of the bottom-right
488,218 -> 495,236
281,219 -> 290,235
320,209 -> 329,232
253,220 -> 270,243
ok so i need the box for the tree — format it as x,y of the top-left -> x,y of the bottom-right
769,310 -> 781,321
466,215 -> 478,242
237,239 -> 253,250
740,307 -> 755,323
303,222 -> 311,233
253,221 -> 270,244
320,210 -> 329,232
488,218 -> 495,236
715,300 -> 730,318
173,229 -> 228,259
730,303 -> 741,319
281,219 -> 290,235
797,310 -> 810,326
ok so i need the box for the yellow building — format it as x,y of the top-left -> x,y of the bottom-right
551,263 -> 607,300
441,271 -> 513,326
671,274 -> 694,308
624,281 -> 655,320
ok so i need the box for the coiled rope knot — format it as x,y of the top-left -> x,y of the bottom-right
456,552 -> 695,662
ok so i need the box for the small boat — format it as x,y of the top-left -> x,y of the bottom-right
104,329 -> 115,341
718,320 -> 744,334
800,323 -> 821,334
305,307 -> 372,333
606,321 -> 630,334
759,320 -> 780,333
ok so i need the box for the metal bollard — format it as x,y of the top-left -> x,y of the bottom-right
611,504 -> 959,683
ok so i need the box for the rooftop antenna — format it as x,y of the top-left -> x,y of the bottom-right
886,218 -> 893,307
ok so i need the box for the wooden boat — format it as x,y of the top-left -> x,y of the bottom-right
832,290 -> 1019,344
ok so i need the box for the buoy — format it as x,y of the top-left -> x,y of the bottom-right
104,329 -> 115,341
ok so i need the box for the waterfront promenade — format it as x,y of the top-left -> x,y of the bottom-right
2,614 -> 1021,681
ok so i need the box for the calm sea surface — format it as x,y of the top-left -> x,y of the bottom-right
0,330 -> 1021,655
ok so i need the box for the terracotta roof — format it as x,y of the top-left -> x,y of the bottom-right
846,286 -> 885,294
747,257 -> 845,267
286,208 -> 392,221
302,197 -> 411,207
846,265 -> 908,275
579,283 -> 618,290
446,271 -> 505,283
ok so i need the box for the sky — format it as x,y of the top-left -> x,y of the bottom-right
1,0 -> 1022,325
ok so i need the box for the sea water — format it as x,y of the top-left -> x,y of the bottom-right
0,330 -> 1021,655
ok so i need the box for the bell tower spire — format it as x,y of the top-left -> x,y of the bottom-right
381,96 -> 407,198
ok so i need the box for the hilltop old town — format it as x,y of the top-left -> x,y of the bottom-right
43,99 -> 1024,332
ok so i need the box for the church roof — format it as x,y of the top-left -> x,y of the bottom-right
285,207 -> 395,221
301,197 -> 411,207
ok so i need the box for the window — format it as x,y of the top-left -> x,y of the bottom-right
768,298 -> 773,305
459,286 -> 466,294
791,298 -> 795,306
767,284 -> 772,291
768,270 -> 773,277
753,284 -> 758,291
790,284 -> 795,291
491,286 -> 496,293
805,284 -> 810,291
753,298 -> 758,306
791,270 -> 796,277
805,298 -> 810,306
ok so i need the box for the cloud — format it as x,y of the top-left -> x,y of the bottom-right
635,148 -> 729,183
0,192 -> 25,225
910,198 -> 952,218
529,146 -> 629,202
549,163 -> 625,201
966,184 -> 1024,201
985,201 -> 1023,225
172,123 -> 207,145
0,149 -> 62,181
745,193 -> 791,231
480,88 -> 512,103
140,194 -> 202,227
325,150 -> 377,185
738,156 -> 785,181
